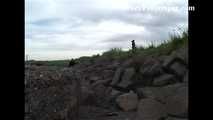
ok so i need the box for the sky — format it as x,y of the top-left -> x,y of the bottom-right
25,0 -> 188,60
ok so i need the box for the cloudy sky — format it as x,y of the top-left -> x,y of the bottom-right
25,0 -> 188,60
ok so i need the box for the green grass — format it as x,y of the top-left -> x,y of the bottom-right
26,60 -> 70,67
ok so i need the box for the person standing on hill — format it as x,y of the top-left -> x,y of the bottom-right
132,40 -> 136,53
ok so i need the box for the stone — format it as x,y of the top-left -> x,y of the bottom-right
136,98 -> 167,120
110,68 -> 123,86
138,83 -> 187,104
170,62 -> 187,77
165,85 -> 188,117
117,68 -> 135,88
141,61 -> 163,77
116,91 -> 138,111
153,74 -> 176,86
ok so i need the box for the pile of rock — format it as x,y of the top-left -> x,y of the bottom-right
108,47 -> 188,120
25,46 -> 188,120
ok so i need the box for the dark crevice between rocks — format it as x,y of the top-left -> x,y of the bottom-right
108,85 -> 130,93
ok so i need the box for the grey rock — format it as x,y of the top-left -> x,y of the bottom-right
165,85 -> 188,117
140,61 -> 163,77
136,98 -> 167,120
170,62 -> 187,77
110,68 -> 123,86
153,74 -> 177,86
118,68 -> 135,88
138,83 -> 187,103
116,91 -> 138,111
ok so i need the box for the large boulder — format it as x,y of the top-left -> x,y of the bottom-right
165,85 -> 188,117
136,98 -> 167,120
116,91 -> 138,111
153,74 -> 177,86
172,47 -> 188,65
140,59 -> 163,77
117,68 -> 135,88
170,62 -> 187,77
137,83 -> 187,104
162,51 -> 188,79
110,68 -> 123,86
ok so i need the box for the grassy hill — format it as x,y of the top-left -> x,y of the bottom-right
26,30 -> 188,67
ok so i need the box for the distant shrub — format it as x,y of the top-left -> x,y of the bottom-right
68,59 -> 77,67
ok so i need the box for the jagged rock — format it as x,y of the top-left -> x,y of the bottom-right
136,98 -> 167,120
166,117 -> 188,120
165,85 -> 188,117
140,59 -> 163,77
162,50 -> 187,79
137,83 -> 187,104
117,68 -> 135,88
116,91 -> 138,111
170,62 -> 187,77
105,87 -> 124,106
110,68 -> 123,86
153,74 -> 177,86
172,47 -> 188,65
